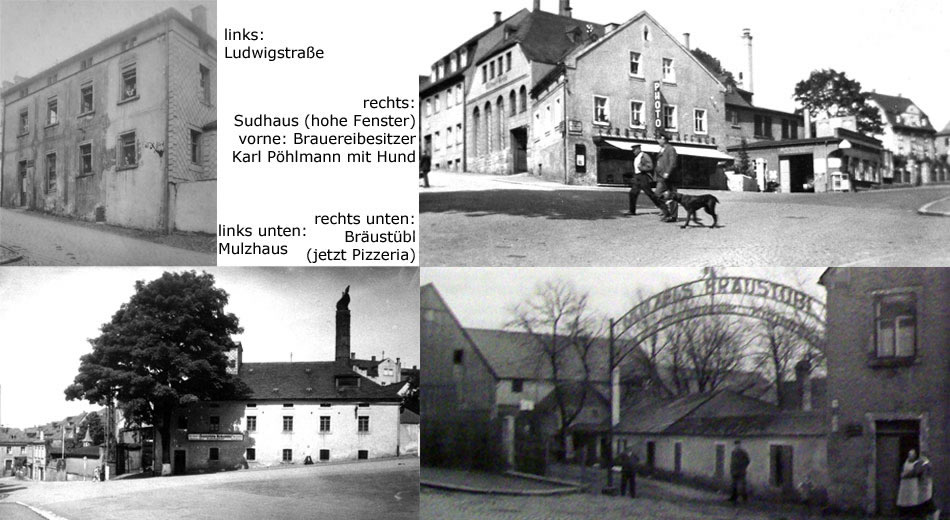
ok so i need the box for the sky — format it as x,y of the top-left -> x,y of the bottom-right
0,267 -> 419,429
1,0 -> 216,84
421,267 -> 826,331
416,0 -> 950,130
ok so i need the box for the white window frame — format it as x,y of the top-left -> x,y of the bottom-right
424,99 -> 431,117
593,95 -> 609,126
630,100 -> 645,128
629,51 -> 643,78
694,108 -> 708,135
80,82 -> 95,115
456,123 -> 462,145
662,58 -> 676,83
434,95 -> 441,113
455,84 -> 462,104
446,126 -> 453,148
663,105 -> 678,130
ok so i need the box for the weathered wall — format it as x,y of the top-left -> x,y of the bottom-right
399,423 -> 419,456
171,178 -> 215,233
824,268 -> 950,513
166,21 -> 216,183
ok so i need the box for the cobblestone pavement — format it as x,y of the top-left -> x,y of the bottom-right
1,458 -> 418,520
421,180 -> 950,266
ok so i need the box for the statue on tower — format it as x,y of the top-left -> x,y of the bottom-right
337,285 -> 351,310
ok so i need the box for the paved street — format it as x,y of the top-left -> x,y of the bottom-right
0,458 -> 418,520
0,208 -> 214,266
0,503 -> 46,519
421,172 -> 950,266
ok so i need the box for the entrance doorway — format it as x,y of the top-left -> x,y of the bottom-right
18,161 -> 28,206
173,450 -> 186,475
780,154 -> 815,193
511,128 -> 528,173
875,420 -> 920,516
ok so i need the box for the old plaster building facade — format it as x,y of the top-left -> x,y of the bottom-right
821,268 -> 949,515
159,291 -> 406,475
867,92 -> 940,185
1,7 -> 216,233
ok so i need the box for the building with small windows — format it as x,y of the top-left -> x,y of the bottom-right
1,6 -> 216,233
867,92 -> 939,185
820,268 -> 949,515
160,290 -> 406,475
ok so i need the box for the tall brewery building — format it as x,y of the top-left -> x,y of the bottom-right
161,290 -> 406,474
1,7 -> 216,233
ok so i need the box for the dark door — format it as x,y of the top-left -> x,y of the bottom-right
646,441 -> 655,470
19,170 -> 27,206
715,444 -> 725,479
674,442 -> 682,474
875,420 -> 920,516
173,450 -> 186,475
511,128 -> 527,173
770,445 -> 794,491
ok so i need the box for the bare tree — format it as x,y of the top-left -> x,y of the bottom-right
509,279 -> 602,458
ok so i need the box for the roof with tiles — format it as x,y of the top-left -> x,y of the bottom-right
867,92 -> 936,133
239,361 -> 402,402
476,9 -> 604,67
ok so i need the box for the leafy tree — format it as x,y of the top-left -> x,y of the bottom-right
65,271 -> 251,471
691,48 -> 737,88
68,411 -> 105,449
793,69 -> 883,134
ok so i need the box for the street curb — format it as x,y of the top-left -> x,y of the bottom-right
16,502 -> 72,520
0,245 -> 23,265
917,195 -> 950,217
421,472 -> 585,496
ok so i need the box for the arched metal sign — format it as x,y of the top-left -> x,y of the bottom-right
614,276 -> 826,353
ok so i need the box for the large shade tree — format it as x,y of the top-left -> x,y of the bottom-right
65,271 -> 251,472
793,69 -> 883,135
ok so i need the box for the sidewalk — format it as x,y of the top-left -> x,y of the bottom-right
421,467 -> 584,495
918,195 -> 950,216
420,170 -> 623,192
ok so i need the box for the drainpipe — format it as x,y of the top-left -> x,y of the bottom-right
562,79 -> 570,185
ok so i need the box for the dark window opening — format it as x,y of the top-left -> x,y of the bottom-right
319,416 -> 331,432
246,448 -> 255,461
246,416 -> 256,432
79,144 -> 93,175
358,450 -> 369,460
358,416 -> 369,433
319,449 -> 330,461
118,132 -> 137,168
282,416 -> 293,432
511,379 -> 524,393
80,84 -> 94,114
453,349 -> 464,364
209,447 -> 219,461
177,415 -> 188,430
282,449 -> 292,462
209,416 -> 220,432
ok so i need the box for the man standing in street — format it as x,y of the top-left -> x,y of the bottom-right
654,133 -> 679,222
618,446 -> 639,499
626,145 -> 671,219
729,439 -> 750,504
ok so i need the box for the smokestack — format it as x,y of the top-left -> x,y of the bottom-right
804,111 -> 813,139
559,0 -> 571,17
494,11 -> 502,25
741,28 -> 753,93
533,0 -> 541,11
682,32 -> 691,50
795,359 -> 812,411
190,6 -> 207,33
335,287 -> 351,363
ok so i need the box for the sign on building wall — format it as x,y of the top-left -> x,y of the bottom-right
568,120 -> 583,135
653,82 -> 663,130
186,433 -> 244,441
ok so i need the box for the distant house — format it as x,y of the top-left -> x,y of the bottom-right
0,426 -> 46,480
867,92 -> 941,185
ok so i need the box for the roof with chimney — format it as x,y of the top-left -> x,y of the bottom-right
2,7 -> 214,97
0,426 -> 44,445
476,9 -> 604,67
867,92 -> 936,133
238,362 -> 403,402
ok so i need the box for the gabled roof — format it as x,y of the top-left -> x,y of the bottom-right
938,120 -> 950,136
477,9 -> 604,67
665,411 -> 826,437
867,92 -> 936,133
421,284 -> 499,381
613,389 -> 777,435
465,328 -> 610,382
569,11 -> 724,91
239,362 -> 402,401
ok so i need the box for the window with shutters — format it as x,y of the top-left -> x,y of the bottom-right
117,131 -> 138,170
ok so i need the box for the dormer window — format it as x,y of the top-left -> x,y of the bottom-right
336,376 -> 360,388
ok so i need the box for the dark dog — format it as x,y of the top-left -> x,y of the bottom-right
668,192 -> 719,228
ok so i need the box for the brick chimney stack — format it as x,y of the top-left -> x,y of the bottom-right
533,0 -> 541,10
741,28 -> 754,93
795,358 -> 812,411
559,0 -> 571,17
335,286 -> 351,362
494,11 -> 502,25
190,6 -> 207,33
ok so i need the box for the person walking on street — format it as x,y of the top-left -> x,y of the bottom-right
626,145 -> 671,219
900,450 -> 941,520
618,447 -> 639,498
654,133 -> 679,222
729,440 -> 750,504
419,151 -> 432,188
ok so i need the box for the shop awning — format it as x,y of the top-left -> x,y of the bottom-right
602,139 -> 734,160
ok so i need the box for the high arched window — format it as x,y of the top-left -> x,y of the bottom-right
472,107 -> 480,157
509,90 -> 517,117
484,102 -> 493,153
519,85 -> 528,113
496,96 -> 505,150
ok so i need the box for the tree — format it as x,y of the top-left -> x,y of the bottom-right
68,412 -> 105,449
736,139 -> 753,179
65,271 -> 252,472
691,48 -> 737,88
509,279 -> 602,459
793,69 -> 883,135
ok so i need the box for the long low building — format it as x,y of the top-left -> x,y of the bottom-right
155,290 -> 408,475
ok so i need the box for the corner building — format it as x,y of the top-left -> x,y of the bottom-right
1,7 -> 216,233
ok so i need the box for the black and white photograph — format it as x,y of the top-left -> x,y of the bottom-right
420,267 -> 948,519
0,1 -> 218,266
0,267 -> 420,519
418,0 -> 950,266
